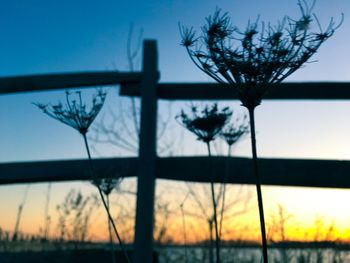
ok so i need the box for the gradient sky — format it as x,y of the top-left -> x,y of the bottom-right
1,0 -> 350,241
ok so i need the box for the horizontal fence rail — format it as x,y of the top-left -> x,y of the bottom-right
0,71 -> 142,94
120,82 -> 350,100
1,156 -> 350,188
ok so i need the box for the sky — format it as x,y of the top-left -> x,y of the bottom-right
1,0 -> 350,242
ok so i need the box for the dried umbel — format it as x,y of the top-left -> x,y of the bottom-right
98,177 -> 123,196
34,89 -> 107,135
176,103 -> 232,143
221,113 -> 249,146
34,89 -> 131,263
177,103 -> 232,263
180,0 -> 343,109
179,2 -> 342,262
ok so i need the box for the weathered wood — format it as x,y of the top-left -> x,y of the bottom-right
0,71 -> 141,94
120,82 -> 350,100
133,40 -> 159,263
0,158 -> 135,184
1,157 -> 350,189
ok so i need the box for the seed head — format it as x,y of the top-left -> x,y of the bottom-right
220,113 -> 249,146
34,89 -> 107,135
97,177 -> 123,196
180,1 -> 343,109
176,103 -> 232,143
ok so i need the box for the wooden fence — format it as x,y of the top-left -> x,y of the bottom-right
1,40 -> 350,263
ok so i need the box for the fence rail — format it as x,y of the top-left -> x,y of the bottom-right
1,40 -> 350,263
121,82 -> 350,100
0,71 -> 141,94
1,156 -> 349,188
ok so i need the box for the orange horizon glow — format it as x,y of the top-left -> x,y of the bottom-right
1,182 -> 350,245
5,207 -> 350,245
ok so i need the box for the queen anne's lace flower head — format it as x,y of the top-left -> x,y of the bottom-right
98,177 -> 123,196
35,89 -> 107,135
220,113 -> 249,146
176,103 -> 232,143
180,0 -> 343,109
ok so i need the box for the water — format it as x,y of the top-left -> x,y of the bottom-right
156,246 -> 350,263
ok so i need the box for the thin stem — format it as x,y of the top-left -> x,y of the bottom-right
107,195 -> 117,263
209,219 -> 214,263
13,205 -> 23,241
219,145 -> 232,237
206,142 -> 221,263
44,183 -> 52,241
13,185 -> 30,241
82,133 -> 131,263
247,107 -> 268,263
180,204 -> 188,263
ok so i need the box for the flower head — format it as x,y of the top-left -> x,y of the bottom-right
179,24 -> 197,47
220,113 -> 249,146
34,89 -> 107,135
98,177 -> 123,196
181,1 -> 343,109
176,103 -> 232,143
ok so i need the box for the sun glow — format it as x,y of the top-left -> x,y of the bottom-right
1,182 -> 350,244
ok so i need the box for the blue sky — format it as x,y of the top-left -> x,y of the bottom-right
0,0 -> 349,162
1,0 -> 350,237
0,0 -> 348,79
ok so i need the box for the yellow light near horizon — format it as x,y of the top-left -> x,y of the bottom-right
263,186 -> 350,233
2,181 -> 350,244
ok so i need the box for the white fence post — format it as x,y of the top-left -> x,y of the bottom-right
133,40 -> 158,263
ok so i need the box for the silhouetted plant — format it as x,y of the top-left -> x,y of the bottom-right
99,177 -> 123,263
35,90 -> 106,135
177,103 -> 232,143
177,109 -> 251,263
12,185 -> 30,241
179,193 -> 190,263
219,112 -> 249,237
56,189 -> 99,243
43,183 -> 52,241
34,90 -> 131,263
92,24 -> 175,157
268,204 -> 294,263
177,103 -> 232,263
180,1 -> 342,262
154,197 -> 172,246
220,113 -> 249,148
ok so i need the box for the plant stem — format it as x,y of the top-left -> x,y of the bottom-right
219,145 -> 232,237
44,183 -> 52,241
82,133 -> 131,263
206,142 -> 221,263
107,195 -> 117,263
180,204 -> 188,263
247,107 -> 268,263
13,185 -> 30,241
209,219 -> 214,263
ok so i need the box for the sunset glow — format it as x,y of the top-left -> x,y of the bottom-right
1,0 -> 350,255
